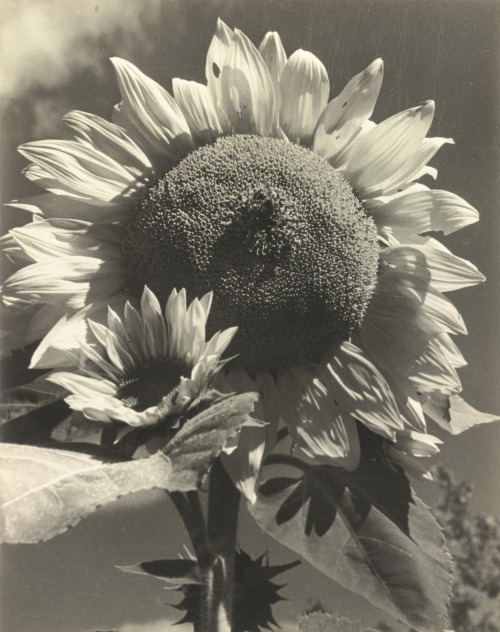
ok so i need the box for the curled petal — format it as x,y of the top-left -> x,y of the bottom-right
314,58 -> 384,162
111,57 -> 193,163
342,100 -> 436,196
280,49 -> 329,145
220,29 -> 275,135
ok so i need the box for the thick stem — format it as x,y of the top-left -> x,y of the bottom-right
202,458 -> 240,632
170,491 -> 212,567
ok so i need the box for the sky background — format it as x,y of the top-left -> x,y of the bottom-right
0,0 -> 499,631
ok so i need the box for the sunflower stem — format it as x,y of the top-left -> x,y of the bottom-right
199,458 -> 240,632
170,491 -> 212,567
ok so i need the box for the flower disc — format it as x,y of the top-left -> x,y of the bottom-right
124,135 -> 379,372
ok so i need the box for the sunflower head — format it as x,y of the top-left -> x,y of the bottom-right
124,135 -> 379,372
48,287 -> 237,428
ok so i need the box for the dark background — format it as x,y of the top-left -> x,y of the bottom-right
0,1 -> 499,630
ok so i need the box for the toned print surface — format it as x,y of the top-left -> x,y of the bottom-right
0,1 -> 499,631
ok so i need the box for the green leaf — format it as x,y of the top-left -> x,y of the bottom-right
249,458 -> 453,632
422,392 -> 500,434
0,392 -> 257,543
0,375 -> 66,425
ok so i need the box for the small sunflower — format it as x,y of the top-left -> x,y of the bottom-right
1,20 -> 483,493
47,286 -> 237,427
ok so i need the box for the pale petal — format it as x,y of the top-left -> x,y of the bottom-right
220,29 -> 275,135
221,368 -> 266,503
393,430 -> 442,457
323,341 -> 404,439
172,79 -> 223,145
110,57 -> 193,162
379,241 -> 485,292
280,49 -> 329,145
19,139 -> 147,203
1,257 -> 126,310
2,219 -> 123,264
60,110 -> 154,178
5,193 -> 132,224
140,286 -> 168,358
258,31 -> 287,133
205,18 -> 234,132
30,293 -> 131,369
166,288 -> 187,359
342,101 -> 436,196
314,58 -> 384,162
48,372 -> 117,398
203,326 -> 238,358
367,186 -> 479,236
183,298 -> 206,364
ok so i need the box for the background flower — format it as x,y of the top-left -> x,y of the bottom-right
1,1 -> 499,632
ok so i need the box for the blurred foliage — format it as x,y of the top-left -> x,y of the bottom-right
431,466 -> 500,632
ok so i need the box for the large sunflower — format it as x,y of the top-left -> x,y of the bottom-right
1,20 -> 483,497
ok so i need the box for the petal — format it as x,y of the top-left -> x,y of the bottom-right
60,110 -> 154,178
140,286 -> 168,359
5,193 -> 132,224
220,29 -> 275,135
342,100 -> 436,196
277,366 -> 360,470
379,240 -> 485,292
182,298 -> 206,365
372,271 -> 467,335
258,31 -> 287,133
205,18 -> 234,132
314,58 -> 384,162
220,369 -> 266,503
172,79 -> 223,145
1,257 -> 126,310
48,372 -> 117,398
19,139 -> 147,203
30,293 -> 131,369
366,186 -> 479,236
2,219 -> 122,264
392,430 -> 442,457
358,312 -> 462,395
203,326 -> 238,358
279,49 -> 329,145
110,57 -> 193,163
166,288 -> 187,359
323,341 -> 404,439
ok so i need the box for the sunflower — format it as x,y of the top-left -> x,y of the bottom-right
1,20 -> 483,495
46,286 -> 236,428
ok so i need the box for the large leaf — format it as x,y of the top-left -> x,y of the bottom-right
249,458 -> 453,632
0,375 -> 66,425
0,392 -> 257,543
